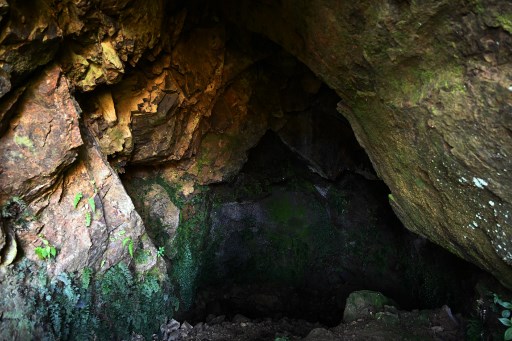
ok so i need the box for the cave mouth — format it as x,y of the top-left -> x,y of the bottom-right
122,84 -> 482,329
173,130 -> 481,327
115,4 -> 484,329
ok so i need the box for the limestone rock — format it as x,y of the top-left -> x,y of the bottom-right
343,290 -> 396,323
0,0 -> 62,95
143,184 -> 180,243
0,86 -> 25,137
221,0 -> 512,287
0,66 -> 82,204
57,0 -> 165,91
16,128 -> 156,275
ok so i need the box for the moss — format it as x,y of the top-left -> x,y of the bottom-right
14,134 -> 34,150
497,14 -> 512,34
168,188 -> 210,310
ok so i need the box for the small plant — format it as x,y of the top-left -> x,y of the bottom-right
122,237 -> 134,258
275,337 -> 289,341
73,193 -> 83,208
73,193 -> 96,227
34,235 -> 57,260
156,246 -> 165,258
494,294 -> 512,340
88,197 -> 96,213
85,212 -> 91,227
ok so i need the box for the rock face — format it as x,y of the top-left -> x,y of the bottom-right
0,65 -> 157,275
0,66 -> 82,204
220,0 -> 512,287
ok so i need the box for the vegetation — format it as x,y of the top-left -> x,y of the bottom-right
494,294 -> 512,340
34,235 -> 57,261
0,259 -> 174,340
122,237 -> 134,257
73,192 -> 83,208
73,192 -> 96,227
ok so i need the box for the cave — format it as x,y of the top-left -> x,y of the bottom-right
116,15 -> 483,331
0,0 -> 511,340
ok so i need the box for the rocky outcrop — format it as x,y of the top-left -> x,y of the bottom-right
0,65 -> 159,276
0,66 -> 82,203
220,0 -> 512,287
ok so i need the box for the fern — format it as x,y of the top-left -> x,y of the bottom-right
80,268 -> 92,289
73,193 -> 83,208
85,212 -> 91,227
122,237 -> 134,257
88,197 -> 96,213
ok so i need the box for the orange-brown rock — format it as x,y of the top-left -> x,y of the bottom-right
0,66 -> 82,204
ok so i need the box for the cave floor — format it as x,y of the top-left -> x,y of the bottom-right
150,304 -> 463,341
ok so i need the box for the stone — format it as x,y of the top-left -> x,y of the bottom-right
343,290 -> 397,323
0,66 -> 82,204
0,0 -> 62,92
209,315 -> 226,325
233,314 -> 251,323
143,184 -> 180,241
180,321 -> 193,330
303,328 -> 337,341
0,227 -> 17,269
0,86 -> 25,138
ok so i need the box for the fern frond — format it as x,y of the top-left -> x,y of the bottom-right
85,212 -> 91,227
88,197 -> 96,213
73,193 -> 83,208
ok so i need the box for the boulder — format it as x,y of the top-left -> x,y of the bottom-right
343,290 -> 396,323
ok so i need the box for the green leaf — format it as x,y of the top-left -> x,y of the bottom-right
73,192 -> 83,208
50,247 -> 56,258
88,197 -> 96,213
128,241 -> 134,258
35,247 -> 44,260
505,327 -> 512,340
85,212 -> 91,227
499,317 -> 512,326
122,237 -> 131,247
100,259 -> 106,268
503,310 -> 511,318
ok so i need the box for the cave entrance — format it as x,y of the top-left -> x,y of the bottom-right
117,7 -> 482,329
175,132 -> 480,327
